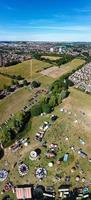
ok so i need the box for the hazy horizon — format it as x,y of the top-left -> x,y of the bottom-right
0,0 -> 91,41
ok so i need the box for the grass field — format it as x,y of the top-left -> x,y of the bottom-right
41,55 -> 61,60
0,74 -> 12,90
0,59 -> 54,87
0,88 -> 91,199
41,58 -> 85,78
0,87 -> 34,124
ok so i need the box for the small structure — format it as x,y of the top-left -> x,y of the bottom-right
48,162 -> 54,168
46,151 -> 56,158
35,131 -> 45,141
88,158 -> 91,163
78,150 -> 87,158
60,108 -> 64,112
33,185 -> 45,199
79,138 -> 85,145
58,185 -> 70,199
11,143 -> 19,153
82,177 -> 85,183
65,176 -> 70,185
63,153 -> 69,162
51,115 -> 58,122
18,163 -> 28,176
15,185 -> 33,200
3,182 -> 13,192
76,175 -> 80,182
29,151 -> 38,160
75,187 -> 89,199
65,137 -> 69,141
36,168 -> 47,180
0,170 -> 8,182
29,149 -> 41,161
71,167 -> 76,173
42,121 -> 51,131
49,143 -> 58,149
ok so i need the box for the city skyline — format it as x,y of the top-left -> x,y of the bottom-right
0,0 -> 91,41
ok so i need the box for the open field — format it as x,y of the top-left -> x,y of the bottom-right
41,58 -> 85,78
0,59 -> 54,87
41,55 -> 61,60
0,87 -> 33,124
0,74 -> 12,90
1,88 -> 91,199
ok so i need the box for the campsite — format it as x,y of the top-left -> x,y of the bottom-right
0,54 -> 91,199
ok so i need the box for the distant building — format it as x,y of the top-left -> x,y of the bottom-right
50,47 -> 54,52
0,54 -> 3,67
59,47 -> 62,53
89,49 -> 91,56
15,185 -> 33,200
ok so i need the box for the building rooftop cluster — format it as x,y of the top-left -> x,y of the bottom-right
69,62 -> 91,93
0,53 -> 31,67
1,183 -> 90,200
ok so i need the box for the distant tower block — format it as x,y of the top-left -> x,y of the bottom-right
59,47 -> 62,53
0,54 -> 3,67
89,50 -> 91,56
50,48 -> 54,53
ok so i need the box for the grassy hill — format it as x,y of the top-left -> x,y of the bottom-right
0,88 -> 91,195
41,58 -> 86,78
0,87 -> 33,124
0,59 -> 54,86
0,74 -> 12,90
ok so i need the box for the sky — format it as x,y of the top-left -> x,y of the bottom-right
0,0 -> 91,41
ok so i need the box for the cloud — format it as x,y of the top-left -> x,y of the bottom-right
3,24 -> 91,32
74,8 -> 91,13
0,30 -> 91,42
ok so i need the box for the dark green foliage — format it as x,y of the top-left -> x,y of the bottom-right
5,60 -> 21,67
32,81 -> 41,88
49,95 -> 58,107
1,111 -> 31,147
23,79 -> 29,86
0,147 -> 4,159
2,195 -> 12,200
56,54 -> 74,66
8,128 -> 16,140
31,104 -> 42,116
60,90 -> 69,100
41,103 -> 52,113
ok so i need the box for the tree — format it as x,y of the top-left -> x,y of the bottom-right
40,95 -> 49,105
57,94 -> 62,104
61,90 -> 69,100
23,79 -> 28,86
6,85 -> 11,92
12,79 -> 18,85
8,128 -> 16,140
32,81 -> 41,88
2,195 -> 12,200
0,147 -> 4,159
49,95 -> 57,107
31,104 -> 42,116
17,75 -> 24,80
3,84 -> 7,89
42,103 -> 52,114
